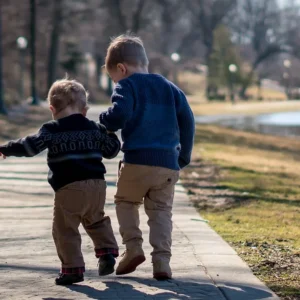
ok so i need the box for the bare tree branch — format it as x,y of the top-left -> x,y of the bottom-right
131,0 -> 147,33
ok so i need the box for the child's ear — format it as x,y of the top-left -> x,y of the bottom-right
82,106 -> 89,117
117,63 -> 127,75
49,105 -> 56,114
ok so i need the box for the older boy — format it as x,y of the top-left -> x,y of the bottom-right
0,79 -> 120,285
100,35 -> 195,280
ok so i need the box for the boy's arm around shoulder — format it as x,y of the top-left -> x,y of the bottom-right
99,81 -> 134,132
0,124 -> 50,158
97,123 -> 121,159
174,86 -> 195,169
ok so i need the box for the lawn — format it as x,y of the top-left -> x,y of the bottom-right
181,124 -> 300,300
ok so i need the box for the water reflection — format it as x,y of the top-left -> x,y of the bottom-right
195,111 -> 300,138
257,112 -> 300,126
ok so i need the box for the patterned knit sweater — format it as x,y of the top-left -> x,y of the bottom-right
100,73 -> 195,170
0,114 -> 120,191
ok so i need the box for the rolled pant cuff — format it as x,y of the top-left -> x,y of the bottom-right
95,248 -> 119,258
61,266 -> 85,274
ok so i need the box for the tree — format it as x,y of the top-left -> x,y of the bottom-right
60,41 -> 83,76
0,1 -> 6,114
101,0 -> 151,35
207,25 -> 243,99
230,0 -> 290,99
154,0 -> 188,55
46,0 -> 95,90
47,0 -> 63,90
30,0 -> 39,105
178,0 -> 237,98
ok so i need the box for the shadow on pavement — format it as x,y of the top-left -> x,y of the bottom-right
1,266 -> 276,300
124,277 -> 275,300
0,264 -> 58,273
67,281 -> 189,300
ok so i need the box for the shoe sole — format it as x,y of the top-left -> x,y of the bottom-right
153,272 -> 172,281
116,255 -> 146,275
98,262 -> 115,276
55,277 -> 84,285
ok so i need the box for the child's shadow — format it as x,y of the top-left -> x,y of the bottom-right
66,281 -> 188,300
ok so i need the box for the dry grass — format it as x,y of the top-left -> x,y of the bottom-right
180,71 -> 286,99
182,124 -> 300,299
178,71 -> 297,116
178,71 -> 206,97
247,86 -> 286,101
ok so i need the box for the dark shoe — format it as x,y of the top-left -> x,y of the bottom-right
98,254 -> 116,276
55,273 -> 84,285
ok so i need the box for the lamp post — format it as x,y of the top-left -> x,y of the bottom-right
0,2 -> 6,114
283,59 -> 291,99
17,37 -> 28,101
171,52 -> 180,85
228,64 -> 238,104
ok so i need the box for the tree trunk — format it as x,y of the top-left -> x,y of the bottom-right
95,54 -> 103,89
131,0 -> 146,33
239,69 -> 255,100
0,2 -> 6,114
30,0 -> 39,105
205,45 -> 216,100
106,76 -> 113,96
47,0 -> 63,90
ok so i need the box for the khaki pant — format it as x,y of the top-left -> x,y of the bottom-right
115,162 -> 179,262
53,179 -> 118,270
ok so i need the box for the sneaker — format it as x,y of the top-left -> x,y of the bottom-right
116,248 -> 146,275
153,260 -> 172,280
55,273 -> 84,285
98,254 -> 116,276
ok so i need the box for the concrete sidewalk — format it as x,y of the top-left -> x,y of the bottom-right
0,106 -> 279,300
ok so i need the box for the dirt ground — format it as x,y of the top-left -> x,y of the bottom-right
181,157 -> 300,300
0,104 -> 51,143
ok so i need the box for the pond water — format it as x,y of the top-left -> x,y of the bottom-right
257,112 -> 300,126
195,111 -> 300,138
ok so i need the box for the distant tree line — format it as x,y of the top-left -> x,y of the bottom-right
1,0 -> 300,113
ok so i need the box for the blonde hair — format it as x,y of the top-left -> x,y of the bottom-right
105,34 -> 149,71
47,78 -> 89,113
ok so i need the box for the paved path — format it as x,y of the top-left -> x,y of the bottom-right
0,106 -> 279,300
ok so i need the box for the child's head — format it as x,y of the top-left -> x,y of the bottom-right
47,78 -> 89,119
105,34 -> 149,83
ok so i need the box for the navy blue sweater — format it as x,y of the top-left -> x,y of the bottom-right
0,114 -> 120,191
100,73 -> 195,170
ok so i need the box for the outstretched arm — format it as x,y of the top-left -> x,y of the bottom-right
99,81 -> 134,132
0,126 -> 49,158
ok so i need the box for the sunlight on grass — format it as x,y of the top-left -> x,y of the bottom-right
183,124 -> 300,298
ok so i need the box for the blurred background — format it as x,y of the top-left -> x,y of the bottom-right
2,0 -> 300,109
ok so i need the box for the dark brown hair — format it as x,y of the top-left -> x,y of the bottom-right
105,34 -> 149,71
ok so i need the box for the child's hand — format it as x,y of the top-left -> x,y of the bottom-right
0,152 -> 6,159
